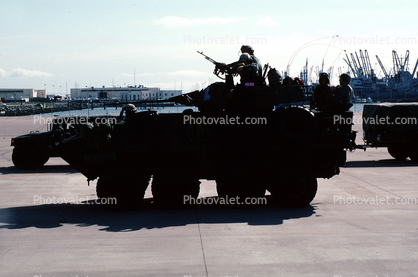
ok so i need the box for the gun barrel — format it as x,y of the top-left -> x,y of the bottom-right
197,51 -> 217,65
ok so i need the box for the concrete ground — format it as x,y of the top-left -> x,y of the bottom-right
0,115 -> 417,277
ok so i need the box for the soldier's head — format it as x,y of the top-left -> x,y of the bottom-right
318,73 -> 329,85
238,53 -> 251,64
240,45 -> 254,55
123,103 -> 137,116
339,73 -> 351,85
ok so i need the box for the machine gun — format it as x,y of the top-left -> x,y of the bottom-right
197,51 -> 226,80
197,51 -> 237,84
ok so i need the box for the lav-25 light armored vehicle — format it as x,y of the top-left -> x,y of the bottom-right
11,56 -> 355,208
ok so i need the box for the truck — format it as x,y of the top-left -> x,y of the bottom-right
360,103 -> 418,161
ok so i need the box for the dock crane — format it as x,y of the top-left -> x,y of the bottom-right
364,50 -> 373,78
392,50 -> 410,75
359,50 -> 369,77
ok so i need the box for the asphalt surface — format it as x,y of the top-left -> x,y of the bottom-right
0,114 -> 417,277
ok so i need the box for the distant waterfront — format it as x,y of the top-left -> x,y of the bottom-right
1,102 -> 402,118
22,103 -> 377,117
23,105 -> 198,117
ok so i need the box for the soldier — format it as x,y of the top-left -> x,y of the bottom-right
119,103 -> 137,120
234,53 -> 261,85
312,72 -> 331,109
240,45 -> 263,75
216,52 -> 261,85
331,73 -> 354,105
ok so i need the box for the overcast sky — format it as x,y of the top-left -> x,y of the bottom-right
1,0 -> 418,94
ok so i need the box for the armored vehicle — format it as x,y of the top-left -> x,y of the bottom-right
11,59 -> 354,208
361,103 -> 418,161
53,69 -> 354,208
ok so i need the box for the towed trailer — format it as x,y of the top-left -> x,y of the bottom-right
355,103 -> 418,161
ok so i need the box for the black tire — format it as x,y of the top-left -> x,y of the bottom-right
12,146 -> 49,169
387,145 -> 408,160
269,175 -> 318,208
151,164 -> 200,208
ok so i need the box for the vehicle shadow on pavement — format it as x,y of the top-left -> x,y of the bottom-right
0,198 -> 316,232
344,159 -> 417,168
0,164 -> 78,174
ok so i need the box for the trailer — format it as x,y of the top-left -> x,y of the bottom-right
358,103 -> 418,161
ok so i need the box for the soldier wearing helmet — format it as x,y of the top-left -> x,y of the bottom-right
215,47 -> 262,85
331,73 -> 354,105
240,45 -> 262,75
232,53 -> 260,85
312,72 -> 331,109
119,103 -> 137,120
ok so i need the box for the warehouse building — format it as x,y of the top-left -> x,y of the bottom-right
70,85 -> 182,101
0,88 -> 46,101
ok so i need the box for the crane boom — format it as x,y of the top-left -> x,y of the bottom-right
412,58 -> 418,79
364,50 -> 373,78
359,50 -> 369,77
351,53 -> 360,77
376,55 -> 389,79
393,50 -> 401,75
403,50 -> 410,71
344,55 -> 357,78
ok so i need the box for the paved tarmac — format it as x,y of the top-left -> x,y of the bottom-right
0,115 -> 417,277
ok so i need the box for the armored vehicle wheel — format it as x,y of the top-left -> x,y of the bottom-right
269,175 -> 317,208
12,145 -> 49,169
151,164 -> 200,208
96,173 -> 150,208
387,145 -> 408,160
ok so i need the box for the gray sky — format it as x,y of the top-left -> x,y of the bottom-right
1,0 -> 417,93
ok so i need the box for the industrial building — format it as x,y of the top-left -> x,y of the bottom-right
70,85 -> 182,101
0,88 -> 46,101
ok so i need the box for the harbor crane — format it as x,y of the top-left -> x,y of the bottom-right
344,50 -> 374,80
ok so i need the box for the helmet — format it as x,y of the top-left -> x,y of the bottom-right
340,73 -> 351,83
238,53 -> 251,63
318,73 -> 329,85
240,45 -> 254,55
123,103 -> 137,113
